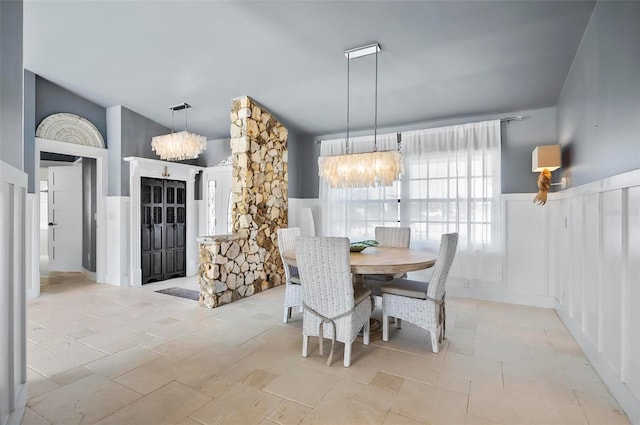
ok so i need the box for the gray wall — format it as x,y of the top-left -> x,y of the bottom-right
197,138 -> 232,167
195,138 -> 233,201
24,70 -> 36,191
23,75 -> 107,193
288,129 -> 319,198
119,106 -> 191,196
82,158 -> 97,272
0,2 -> 26,424
500,107 -> 558,192
106,105 -> 122,196
35,76 -> 107,142
299,106 -> 558,197
0,0 -> 24,169
195,130 -> 319,199
557,1 -> 640,187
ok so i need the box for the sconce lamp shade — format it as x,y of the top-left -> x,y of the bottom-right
532,144 -> 561,172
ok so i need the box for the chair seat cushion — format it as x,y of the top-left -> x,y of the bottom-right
380,278 -> 429,300
290,276 -> 301,284
354,286 -> 372,305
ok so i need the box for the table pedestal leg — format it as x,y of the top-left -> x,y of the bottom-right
353,274 -> 381,335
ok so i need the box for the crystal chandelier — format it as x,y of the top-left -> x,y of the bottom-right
151,102 -> 207,161
318,42 -> 403,188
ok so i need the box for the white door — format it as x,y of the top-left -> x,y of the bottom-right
205,166 -> 233,235
48,165 -> 82,271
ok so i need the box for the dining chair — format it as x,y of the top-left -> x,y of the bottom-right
381,232 -> 458,354
296,237 -> 371,367
277,227 -> 303,323
363,226 -> 411,296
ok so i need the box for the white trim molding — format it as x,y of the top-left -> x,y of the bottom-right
124,157 -> 204,287
0,160 -> 28,425
34,137 -> 108,293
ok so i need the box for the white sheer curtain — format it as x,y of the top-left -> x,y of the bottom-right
320,133 -> 399,240
400,120 -> 502,286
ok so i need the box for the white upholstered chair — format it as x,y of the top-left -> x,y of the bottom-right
381,232 -> 458,353
277,227 -> 303,323
363,226 -> 411,296
296,237 -> 372,367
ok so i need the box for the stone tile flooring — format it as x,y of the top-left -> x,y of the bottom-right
22,273 -> 631,425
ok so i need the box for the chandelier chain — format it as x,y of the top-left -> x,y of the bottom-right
346,56 -> 350,155
374,49 -> 378,152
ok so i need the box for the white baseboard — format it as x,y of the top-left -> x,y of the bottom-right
104,274 -> 120,287
556,307 -> 640,425
6,383 -> 27,425
447,287 -> 555,308
82,268 -> 97,282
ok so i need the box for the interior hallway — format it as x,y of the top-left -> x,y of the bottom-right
23,273 -> 630,425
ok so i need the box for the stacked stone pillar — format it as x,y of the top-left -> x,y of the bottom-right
198,96 -> 288,308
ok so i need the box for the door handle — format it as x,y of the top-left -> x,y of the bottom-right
48,222 -> 57,227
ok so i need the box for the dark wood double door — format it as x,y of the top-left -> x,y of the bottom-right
141,178 -> 186,284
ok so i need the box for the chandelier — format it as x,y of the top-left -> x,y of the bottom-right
318,42 -> 403,188
151,102 -> 207,161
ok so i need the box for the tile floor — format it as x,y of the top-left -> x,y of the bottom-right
22,273 -> 630,425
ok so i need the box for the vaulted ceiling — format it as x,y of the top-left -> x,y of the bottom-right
24,1 -> 595,140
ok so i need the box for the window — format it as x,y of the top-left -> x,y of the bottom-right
320,120 -> 502,284
324,182 -> 400,241
402,152 -> 495,246
207,180 -> 216,235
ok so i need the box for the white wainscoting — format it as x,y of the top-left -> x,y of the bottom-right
25,194 -> 39,299
105,196 -> 130,287
549,169 -> 640,424
301,170 -> 640,421
428,193 -> 557,308
0,160 -> 28,425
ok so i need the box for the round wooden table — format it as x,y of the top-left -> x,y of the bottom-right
282,246 -> 437,282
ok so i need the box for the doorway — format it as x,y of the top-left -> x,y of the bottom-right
31,138 -> 108,298
141,177 -> 187,284
39,159 -> 83,277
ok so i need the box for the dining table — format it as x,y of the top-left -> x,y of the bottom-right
282,245 -> 437,286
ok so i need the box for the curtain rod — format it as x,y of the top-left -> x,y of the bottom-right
315,115 -> 525,143
501,116 -> 524,123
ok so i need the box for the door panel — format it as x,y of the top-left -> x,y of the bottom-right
48,165 -> 82,272
177,225 -> 185,248
152,252 -> 162,275
141,177 -> 186,283
165,251 -> 175,274
177,250 -> 185,271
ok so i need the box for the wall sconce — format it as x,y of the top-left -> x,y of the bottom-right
532,144 -> 566,205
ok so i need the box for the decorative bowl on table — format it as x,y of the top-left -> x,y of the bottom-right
349,240 -> 379,252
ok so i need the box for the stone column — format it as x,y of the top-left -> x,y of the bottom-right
230,96 -> 288,291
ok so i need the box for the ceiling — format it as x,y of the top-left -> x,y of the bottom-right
24,1 -> 595,141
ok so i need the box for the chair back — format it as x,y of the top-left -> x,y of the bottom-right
299,208 -> 316,236
426,233 -> 458,301
277,227 -> 301,283
375,227 -> 411,248
296,237 -> 354,317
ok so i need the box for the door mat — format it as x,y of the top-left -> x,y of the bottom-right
155,287 -> 200,301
